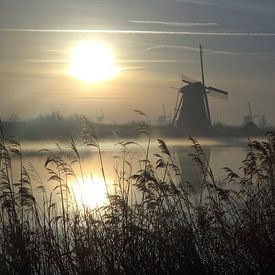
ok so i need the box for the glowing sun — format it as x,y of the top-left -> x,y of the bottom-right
71,175 -> 107,209
69,41 -> 119,82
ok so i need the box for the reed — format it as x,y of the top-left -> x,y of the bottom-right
0,120 -> 274,274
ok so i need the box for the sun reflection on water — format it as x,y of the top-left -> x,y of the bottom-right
71,175 -> 108,209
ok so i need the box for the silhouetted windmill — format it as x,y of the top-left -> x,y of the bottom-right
243,102 -> 259,125
242,102 -> 261,134
172,45 -> 228,133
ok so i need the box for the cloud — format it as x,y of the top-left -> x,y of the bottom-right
130,20 -> 219,27
146,44 -> 239,56
24,59 -> 68,63
118,59 -> 197,63
1,28 -> 275,37
145,44 -> 275,58
170,0 -> 219,6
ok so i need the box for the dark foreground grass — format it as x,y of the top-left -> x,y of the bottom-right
0,120 -> 274,274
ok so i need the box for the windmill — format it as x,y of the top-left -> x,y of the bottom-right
243,102 -> 259,125
158,104 -> 171,125
172,45 -> 228,133
242,103 -> 261,134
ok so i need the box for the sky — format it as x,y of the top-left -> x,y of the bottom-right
0,0 -> 275,125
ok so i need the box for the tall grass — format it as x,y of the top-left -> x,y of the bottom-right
0,119 -> 274,274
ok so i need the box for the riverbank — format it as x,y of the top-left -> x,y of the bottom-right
1,113 -> 272,141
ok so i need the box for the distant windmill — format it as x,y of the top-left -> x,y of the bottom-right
172,45 -> 228,133
96,107 -> 105,123
158,104 -> 171,125
243,102 -> 259,125
243,103 -> 260,134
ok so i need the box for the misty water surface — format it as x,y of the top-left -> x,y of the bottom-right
10,138 -> 249,208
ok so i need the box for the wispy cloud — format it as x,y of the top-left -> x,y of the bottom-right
130,20 -> 219,27
118,59 -> 197,63
24,59 -> 68,63
22,58 -> 197,66
121,66 -> 147,72
153,45 -> 242,55
145,44 -> 275,58
170,0 -> 227,9
1,28 -> 275,37
24,58 -> 194,64
146,44 -> 239,56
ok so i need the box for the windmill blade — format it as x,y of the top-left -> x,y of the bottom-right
207,86 -> 228,95
199,44 -> 212,128
180,74 -> 198,85
172,93 -> 183,125
207,89 -> 228,100
172,90 -> 180,124
169,86 -> 180,91
200,44 -> 205,86
182,79 -> 193,85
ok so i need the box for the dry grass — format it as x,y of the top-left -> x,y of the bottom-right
0,119 -> 274,274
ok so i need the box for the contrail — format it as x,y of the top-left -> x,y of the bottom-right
1,28 -> 275,36
24,58 -> 196,64
146,44 -> 239,55
130,20 -> 219,27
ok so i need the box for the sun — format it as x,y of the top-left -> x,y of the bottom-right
69,41 -> 119,82
71,175 -> 108,209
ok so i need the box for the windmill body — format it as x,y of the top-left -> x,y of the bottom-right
172,45 -> 228,135
176,82 -> 210,133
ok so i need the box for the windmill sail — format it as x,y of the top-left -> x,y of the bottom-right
207,86 -> 228,95
207,87 -> 228,100
199,44 -> 211,128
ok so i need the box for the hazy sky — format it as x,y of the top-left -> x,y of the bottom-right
1,0 -> 275,125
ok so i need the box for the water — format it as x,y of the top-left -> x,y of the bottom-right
10,138 -> 248,208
